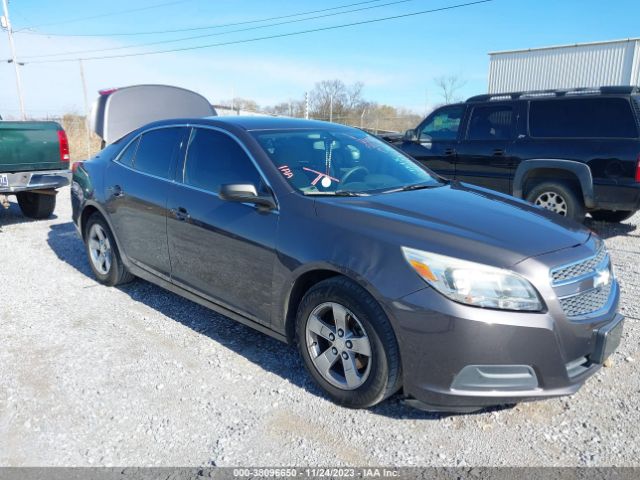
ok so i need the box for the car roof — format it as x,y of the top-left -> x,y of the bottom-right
145,116 -> 355,132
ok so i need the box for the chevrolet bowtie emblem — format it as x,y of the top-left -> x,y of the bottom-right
594,268 -> 611,289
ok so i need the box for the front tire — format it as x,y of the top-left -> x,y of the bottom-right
526,181 -> 585,223
84,213 -> 134,286
16,191 -> 56,219
590,210 -> 636,223
296,277 -> 402,408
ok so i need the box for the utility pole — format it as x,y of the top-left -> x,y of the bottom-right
329,94 -> 334,123
360,108 -> 367,129
304,92 -> 309,119
79,59 -> 91,158
1,0 -> 26,120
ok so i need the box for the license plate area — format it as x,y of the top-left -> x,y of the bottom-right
0,174 -> 8,188
592,315 -> 624,364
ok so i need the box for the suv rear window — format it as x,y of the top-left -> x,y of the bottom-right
529,98 -> 638,138
467,105 -> 514,141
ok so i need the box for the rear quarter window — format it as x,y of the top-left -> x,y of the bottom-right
529,97 -> 639,139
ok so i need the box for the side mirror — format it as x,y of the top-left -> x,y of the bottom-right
403,129 -> 418,142
219,183 -> 276,210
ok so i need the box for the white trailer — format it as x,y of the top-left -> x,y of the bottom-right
488,38 -> 640,94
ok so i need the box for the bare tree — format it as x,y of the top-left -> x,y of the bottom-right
221,97 -> 260,112
433,75 -> 467,104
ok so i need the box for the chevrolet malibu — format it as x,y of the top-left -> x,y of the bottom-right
71,117 -> 624,412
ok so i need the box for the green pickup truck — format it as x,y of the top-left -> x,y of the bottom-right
0,121 -> 72,218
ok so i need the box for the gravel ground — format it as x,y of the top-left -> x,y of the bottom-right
1,188 -> 639,467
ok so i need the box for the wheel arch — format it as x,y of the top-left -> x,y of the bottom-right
79,201 -> 130,267
282,266 -> 389,344
513,159 -> 595,208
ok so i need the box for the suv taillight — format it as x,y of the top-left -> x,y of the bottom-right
636,154 -> 640,183
58,130 -> 70,164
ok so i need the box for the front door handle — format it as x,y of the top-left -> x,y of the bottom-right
444,148 -> 456,156
493,149 -> 505,157
109,185 -> 125,197
171,207 -> 190,221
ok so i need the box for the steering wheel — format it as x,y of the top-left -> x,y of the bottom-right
341,166 -> 369,185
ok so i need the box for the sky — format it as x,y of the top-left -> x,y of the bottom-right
0,0 -> 639,119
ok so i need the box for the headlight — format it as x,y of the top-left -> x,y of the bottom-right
402,247 -> 543,311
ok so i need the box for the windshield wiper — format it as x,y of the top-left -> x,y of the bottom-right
381,182 -> 441,194
304,190 -> 366,197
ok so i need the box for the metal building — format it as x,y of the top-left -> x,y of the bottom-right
488,38 -> 640,94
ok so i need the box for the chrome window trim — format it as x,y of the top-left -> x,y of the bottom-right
110,122 -> 279,210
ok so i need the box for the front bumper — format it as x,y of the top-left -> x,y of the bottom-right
0,169 -> 71,194
390,283 -> 623,412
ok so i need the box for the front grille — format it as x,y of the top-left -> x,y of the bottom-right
551,246 -> 607,284
559,283 -> 612,317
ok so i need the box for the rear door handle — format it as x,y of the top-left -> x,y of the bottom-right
493,149 -> 505,156
109,185 -> 125,197
171,207 -> 190,221
444,148 -> 456,156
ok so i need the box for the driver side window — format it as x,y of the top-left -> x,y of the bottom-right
419,106 -> 465,141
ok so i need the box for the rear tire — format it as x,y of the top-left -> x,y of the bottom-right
84,213 -> 134,286
590,210 -> 636,223
296,277 -> 402,409
16,191 -> 56,219
526,181 -> 585,223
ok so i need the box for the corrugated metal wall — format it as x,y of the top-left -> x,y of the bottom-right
488,39 -> 640,93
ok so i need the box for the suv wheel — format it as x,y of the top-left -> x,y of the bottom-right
296,277 -> 402,408
16,191 -> 56,219
590,210 -> 636,223
526,181 -> 585,223
84,213 -> 134,286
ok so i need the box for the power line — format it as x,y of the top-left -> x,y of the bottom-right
25,0 -> 493,65
14,0 -> 194,32
21,0 -> 421,60
19,0 -> 386,37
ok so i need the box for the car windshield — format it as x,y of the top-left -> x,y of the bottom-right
251,127 -> 443,195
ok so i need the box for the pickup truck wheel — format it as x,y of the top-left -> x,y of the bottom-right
296,277 -> 402,409
526,181 -> 585,223
590,210 -> 636,223
16,191 -> 56,219
84,213 -> 134,286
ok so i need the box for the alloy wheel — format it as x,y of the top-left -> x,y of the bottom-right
88,223 -> 112,275
305,302 -> 372,390
534,191 -> 568,216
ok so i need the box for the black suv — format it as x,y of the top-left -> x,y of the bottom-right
394,86 -> 640,223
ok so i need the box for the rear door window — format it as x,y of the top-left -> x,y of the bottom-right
183,128 -> 261,194
467,105 -> 514,141
419,105 -> 465,141
529,98 -> 638,138
133,127 -> 185,179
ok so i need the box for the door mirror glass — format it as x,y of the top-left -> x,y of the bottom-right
403,129 -> 418,142
219,183 -> 276,210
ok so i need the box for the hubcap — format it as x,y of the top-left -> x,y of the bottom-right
305,302 -> 372,390
534,191 -> 568,216
88,224 -> 112,275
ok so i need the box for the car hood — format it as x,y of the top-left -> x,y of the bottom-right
314,182 -> 591,268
